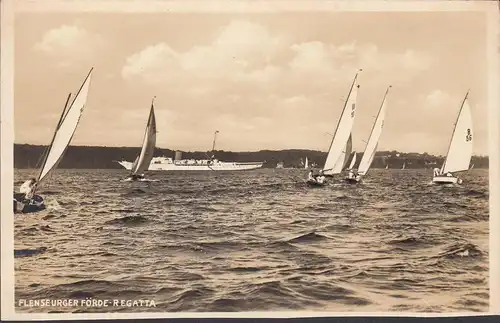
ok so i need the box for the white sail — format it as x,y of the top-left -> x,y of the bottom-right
357,86 -> 390,176
331,133 -> 353,174
323,71 -> 361,175
348,151 -> 357,170
440,93 -> 473,174
131,97 -> 157,175
37,68 -> 94,183
402,162 -> 406,170
304,157 -> 309,169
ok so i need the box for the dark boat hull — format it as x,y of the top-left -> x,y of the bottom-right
344,177 -> 361,184
13,193 -> 46,214
306,179 -> 326,187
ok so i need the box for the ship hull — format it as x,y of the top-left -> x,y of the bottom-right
433,176 -> 462,184
117,161 -> 264,171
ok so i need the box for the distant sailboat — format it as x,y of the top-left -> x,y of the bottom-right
402,162 -> 406,170
433,91 -> 473,184
385,164 -> 389,169
304,157 -> 309,169
13,68 -> 94,214
124,97 -> 157,181
307,70 -> 361,187
345,86 -> 391,184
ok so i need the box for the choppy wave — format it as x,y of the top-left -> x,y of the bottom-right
13,168 -> 489,313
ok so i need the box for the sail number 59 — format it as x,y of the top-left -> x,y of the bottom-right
466,128 -> 472,142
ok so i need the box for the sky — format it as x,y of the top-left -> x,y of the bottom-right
13,10 -> 490,155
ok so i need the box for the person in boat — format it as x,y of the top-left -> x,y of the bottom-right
316,170 -> 326,184
347,169 -> 355,179
19,178 -> 37,201
307,170 -> 316,182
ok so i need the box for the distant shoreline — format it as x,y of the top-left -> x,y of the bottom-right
14,144 -> 489,169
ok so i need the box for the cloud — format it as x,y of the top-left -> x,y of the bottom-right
122,20 -> 286,87
118,19 -> 436,151
34,24 -> 104,67
122,19 -> 432,97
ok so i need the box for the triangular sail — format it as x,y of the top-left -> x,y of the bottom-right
440,93 -> 473,174
357,86 -> 390,176
322,71 -> 361,175
131,97 -> 157,175
331,133 -> 352,174
130,156 -> 140,172
348,151 -> 357,170
37,68 -> 94,184
304,157 -> 309,169
402,162 -> 406,170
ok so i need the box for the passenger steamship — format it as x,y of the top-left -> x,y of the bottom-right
116,131 -> 264,171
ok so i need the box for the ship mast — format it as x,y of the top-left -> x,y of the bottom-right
211,130 -> 219,159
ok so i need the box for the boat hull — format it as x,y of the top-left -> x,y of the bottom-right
117,160 -> 264,171
433,176 -> 462,184
306,179 -> 326,187
344,177 -> 360,184
13,193 -> 46,214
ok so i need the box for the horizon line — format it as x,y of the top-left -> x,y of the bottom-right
13,142 -> 490,158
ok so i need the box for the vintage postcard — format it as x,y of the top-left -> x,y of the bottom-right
1,0 -> 499,320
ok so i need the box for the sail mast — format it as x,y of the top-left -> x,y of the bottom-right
211,130 -> 219,157
440,90 -> 470,173
323,70 -> 361,169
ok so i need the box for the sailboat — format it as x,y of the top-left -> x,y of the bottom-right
13,68 -> 94,214
306,69 -> 361,187
304,157 -> 309,169
345,86 -> 391,184
402,162 -> 406,170
123,97 -> 157,181
433,91 -> 473,184
385,164 -> 389,169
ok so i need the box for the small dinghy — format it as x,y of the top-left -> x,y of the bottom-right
306,179 -> 326,187
13,68 -> 94,214
433,91 -> 473,185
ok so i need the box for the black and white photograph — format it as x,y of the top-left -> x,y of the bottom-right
1,0 -> 499,320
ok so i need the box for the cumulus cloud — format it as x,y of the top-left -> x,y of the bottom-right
34,24 -> 104,67
122,20 -> 286,86
118,19 -> 435,150
122,19 -> 432,96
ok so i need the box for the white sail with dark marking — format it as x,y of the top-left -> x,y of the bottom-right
37,68 -> 94,183
357,86 -> 391,176
439,93 -> 473,174
131,97 -> 157,176
322,70 -> 361,175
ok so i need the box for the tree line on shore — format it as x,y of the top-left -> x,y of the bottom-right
14,144 -> 489,169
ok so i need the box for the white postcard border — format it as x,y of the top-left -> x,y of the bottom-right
1,0 -> 499,320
